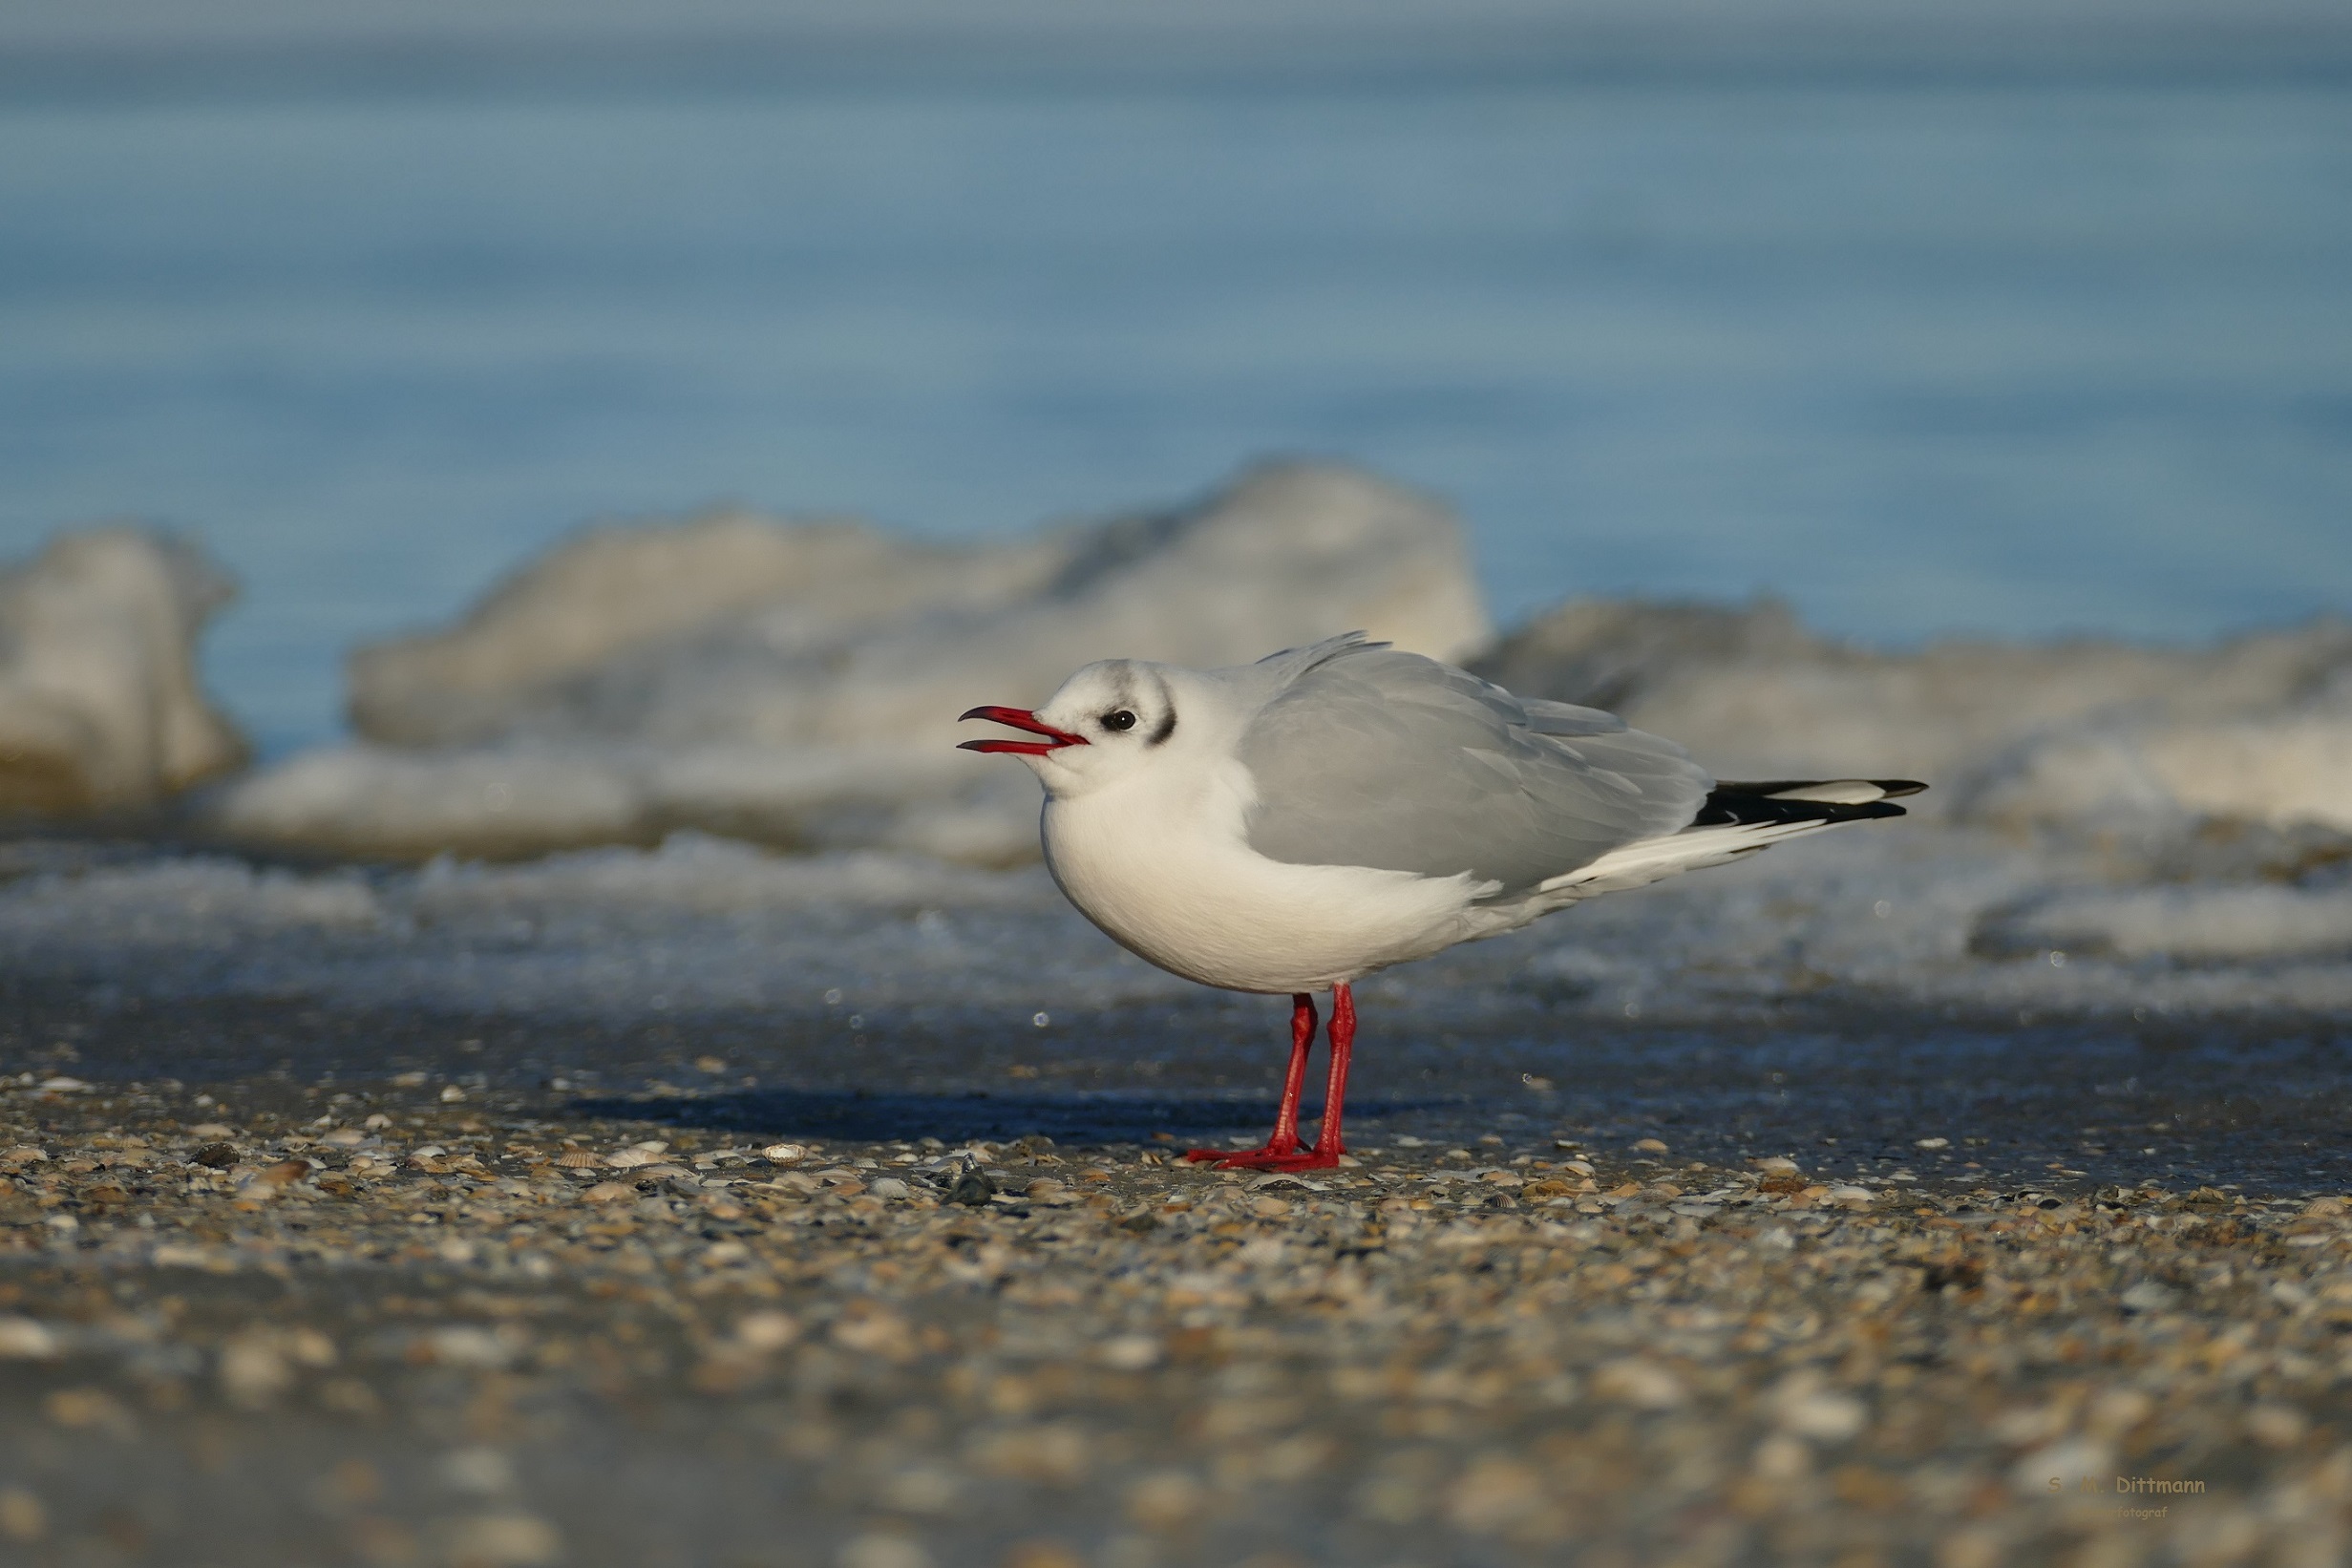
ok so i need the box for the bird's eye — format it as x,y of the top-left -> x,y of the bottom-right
1103,710 -> 1137,731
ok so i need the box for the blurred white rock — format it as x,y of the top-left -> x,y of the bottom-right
209,461 -> 1488,861
0,527 -> 245,816
1477,598 -> 2352,837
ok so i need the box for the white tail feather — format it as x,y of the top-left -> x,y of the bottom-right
1536,818 -> 1835,900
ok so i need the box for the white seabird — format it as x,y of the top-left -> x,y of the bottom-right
960,632 -> 1921,1170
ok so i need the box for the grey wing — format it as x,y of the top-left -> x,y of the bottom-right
1235,646 -> 1711,893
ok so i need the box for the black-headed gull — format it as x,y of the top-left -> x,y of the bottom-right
960,632 -> 1921,1171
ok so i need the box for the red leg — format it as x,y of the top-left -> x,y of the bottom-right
1310,982 -> 1355,1159
1186,993 -> 1317,1167
1188,985 -> 1355,1173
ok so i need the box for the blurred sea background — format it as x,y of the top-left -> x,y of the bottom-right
3,0 -> 2350,759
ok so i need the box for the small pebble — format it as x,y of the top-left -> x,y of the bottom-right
0,1319 -> 58,1360
0,1486 -> 44,1543
734,1313 -> 800,1352
947,1167 -> 996,1206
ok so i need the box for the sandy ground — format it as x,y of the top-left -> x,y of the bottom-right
0,985 -> 2347,1568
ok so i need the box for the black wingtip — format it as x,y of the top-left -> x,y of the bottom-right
1695,777 -> 1927,828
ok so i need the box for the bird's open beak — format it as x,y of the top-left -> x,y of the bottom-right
958,706 -> 1090,755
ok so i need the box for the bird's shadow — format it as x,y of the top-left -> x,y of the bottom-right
570,1087 -> 1453,1148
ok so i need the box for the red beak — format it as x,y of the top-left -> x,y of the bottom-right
958,706 -> 1090,755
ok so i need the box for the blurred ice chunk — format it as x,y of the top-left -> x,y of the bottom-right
3,825 -> 2347,1024
0,528 -> 244,816
1972,884 -> 2352,964
211,461 -> 1486,860
1478,599 -> 2352,835
0,857 -> 379,942
403,832 -> 1048,920
352,459 -> 1485,751
347,510 -> 1069,750
1962,709 -> 2352,835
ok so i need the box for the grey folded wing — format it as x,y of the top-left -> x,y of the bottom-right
1233,642 -> 1712,894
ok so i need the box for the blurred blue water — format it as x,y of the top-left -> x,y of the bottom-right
2,74 -> 2348,753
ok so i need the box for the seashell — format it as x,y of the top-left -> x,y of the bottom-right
556,1151 -> 603,1169
762,1144 -> 808,1166
581,1181 -> 637,1203
1,1146 -> 48,1164
254,1158 -> 315,1188
321,1129 -> 369,1147
605,1149 -> 654,1169
409,1145 -> 447,1160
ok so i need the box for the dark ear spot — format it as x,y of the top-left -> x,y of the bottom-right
1146,675 -> 1177,747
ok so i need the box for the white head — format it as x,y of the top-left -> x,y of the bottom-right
960,658 -> 1224,797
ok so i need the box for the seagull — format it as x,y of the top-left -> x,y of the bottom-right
960,632 -> 1921,1171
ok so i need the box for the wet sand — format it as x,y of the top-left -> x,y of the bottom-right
1,986 -> 2347,1566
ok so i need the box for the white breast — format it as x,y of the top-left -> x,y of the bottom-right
1040,755 -> 1492,993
